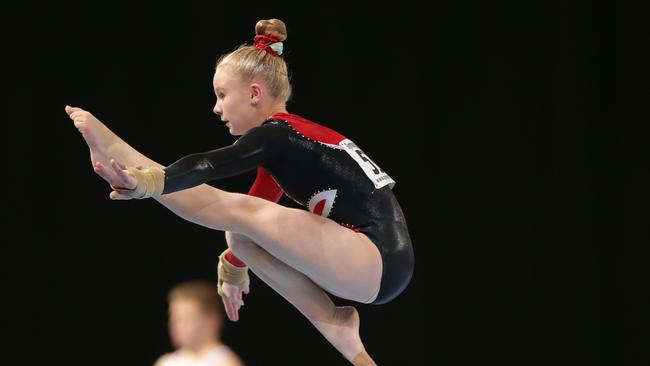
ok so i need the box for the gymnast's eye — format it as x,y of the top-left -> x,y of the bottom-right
217,92 -> 225,99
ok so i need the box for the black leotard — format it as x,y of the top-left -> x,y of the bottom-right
163,113 -> 414,304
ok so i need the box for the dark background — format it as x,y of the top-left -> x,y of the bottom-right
6,1 -> 648,365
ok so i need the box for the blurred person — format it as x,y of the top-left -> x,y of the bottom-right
155,280 -> 244,366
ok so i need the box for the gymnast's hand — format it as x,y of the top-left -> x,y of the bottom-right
93,159 -> 139,200
217,251 -> 250,322
220,279 -> 250,322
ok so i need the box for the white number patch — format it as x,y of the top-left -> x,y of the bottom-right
339,139 -> 395,189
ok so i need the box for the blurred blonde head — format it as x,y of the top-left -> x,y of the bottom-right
167,280 -> 224,350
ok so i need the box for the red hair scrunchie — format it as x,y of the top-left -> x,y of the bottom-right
254,34 -> 281,56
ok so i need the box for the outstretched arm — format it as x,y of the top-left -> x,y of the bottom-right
161,125 -> 282,194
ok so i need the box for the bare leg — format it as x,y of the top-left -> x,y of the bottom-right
226,232 -> 377,366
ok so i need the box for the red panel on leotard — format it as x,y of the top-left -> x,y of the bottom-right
271,112 -> 346,145
248,166 -> 284,203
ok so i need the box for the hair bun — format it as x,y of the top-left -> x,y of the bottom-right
255,19 -> 287,42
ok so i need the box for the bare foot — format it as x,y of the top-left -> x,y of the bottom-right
65,105 -> 123,170
329,306 -> 377,366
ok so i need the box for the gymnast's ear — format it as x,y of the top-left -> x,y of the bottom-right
249,83 -> 262,105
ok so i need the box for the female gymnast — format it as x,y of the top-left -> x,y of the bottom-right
66,19 -> 413,366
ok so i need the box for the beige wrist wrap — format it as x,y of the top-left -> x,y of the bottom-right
118,166 -> 165,199
217,249 -> 249,297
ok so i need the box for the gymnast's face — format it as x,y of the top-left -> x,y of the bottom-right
168,297 -> 218,349
212,67 -> 262,136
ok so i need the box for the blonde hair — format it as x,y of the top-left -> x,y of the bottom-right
168,280 -> 223,317
216,19 -> 291,103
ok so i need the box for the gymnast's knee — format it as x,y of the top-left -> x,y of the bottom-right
224,231 -> 256,257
